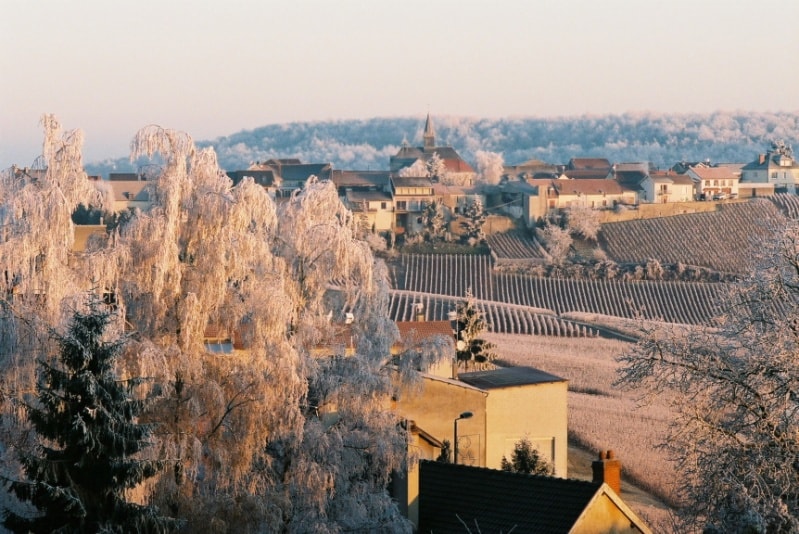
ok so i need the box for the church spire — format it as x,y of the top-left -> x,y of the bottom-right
423,112 -> 435,150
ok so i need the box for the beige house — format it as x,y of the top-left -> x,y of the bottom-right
685,165 -> 740,200
639,170 -> 696,203
393,365 -> 568,523
520,178 -> 635,224
390,176 -> 435,234
92,175 -> 153,212
346,190 -> 394,232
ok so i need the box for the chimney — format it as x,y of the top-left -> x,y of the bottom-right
592,450 -> 621,495
759,154 -> 766,165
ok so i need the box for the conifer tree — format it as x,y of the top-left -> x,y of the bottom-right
500,437 -> 552,476
2,297 -> 176,533
460,198 -> 487,245
454,289 -> 496,371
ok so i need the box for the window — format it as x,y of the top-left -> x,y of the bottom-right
380,202 -> 387,210
772,172 -> 778,179
396,201 -> 407,210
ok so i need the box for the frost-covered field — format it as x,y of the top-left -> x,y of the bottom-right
487,332 -> 681,532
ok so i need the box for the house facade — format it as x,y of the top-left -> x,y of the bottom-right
393,366 -> 568,474
740,140 -> 799,193
685,165 -> 740,200
390,176 -> 435,234
639,171 -> 696,203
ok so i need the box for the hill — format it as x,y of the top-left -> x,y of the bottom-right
85,111 -> 799,175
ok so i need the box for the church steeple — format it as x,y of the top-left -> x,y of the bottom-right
423,113 -> 436,150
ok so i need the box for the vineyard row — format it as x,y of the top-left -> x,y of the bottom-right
399,254 -> 724,325
388,290 -> 600,338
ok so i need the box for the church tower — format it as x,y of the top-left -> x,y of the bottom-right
423,113 -> 436,151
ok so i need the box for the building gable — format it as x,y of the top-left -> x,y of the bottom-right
418,461 -> 651,534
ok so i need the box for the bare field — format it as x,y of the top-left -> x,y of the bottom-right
487,332 -> 681,532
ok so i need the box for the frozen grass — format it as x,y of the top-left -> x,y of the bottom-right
488,332 -> 682,531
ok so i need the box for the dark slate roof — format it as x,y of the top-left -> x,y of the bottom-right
561,168 -> 612,180
345,190 -> 392,203
568,157 -> 612,171
458,366 -> 565,389
278,163 -> 332,182
391,176 -> 434,188
552,179 -> 624,196
419,461 -> 601,533
226,169 -> 277,187
615,170 -> 648,187
331,170 -> 390,189
393,146 -> 425,159
108,172 -> 141,181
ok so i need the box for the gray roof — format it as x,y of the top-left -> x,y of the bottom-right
331,170 -> 390,188
345,190 -> 392,203
391,176 -> 434,188
278,163 -> 332,182
458,366 -> 565,390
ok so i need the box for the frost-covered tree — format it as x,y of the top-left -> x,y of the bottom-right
617,220 -> 799,533
2,296 -> 177,533
500,437 -> 552,476
565,204 -> 601,241
460,198 -> 487,245
421,200 -> 446,242
397,159 -> 429,177
474,150 -> 504,186
454,289 -> 496,371
539,223 -> 572,266
426,152 -> 448,183
1,117 -> 444,532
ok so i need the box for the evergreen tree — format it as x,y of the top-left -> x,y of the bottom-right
436,440 -> 452,463
421,200 -> 446,242
454,289 -> 497,371
500,437 -> 552,476
2,297 -> 176,533
460,199 -> 487,245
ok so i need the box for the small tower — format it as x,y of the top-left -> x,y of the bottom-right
423,113 -> 436,151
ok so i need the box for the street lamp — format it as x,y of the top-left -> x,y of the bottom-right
454,411 -> 473,464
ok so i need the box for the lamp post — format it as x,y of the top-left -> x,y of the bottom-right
453,411 -> 473,464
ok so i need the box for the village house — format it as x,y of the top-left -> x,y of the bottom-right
639,170 -> 696,203
393,363 -> 569,525
520,177 -> 635,225
561,157 -> 614,180
685,164 -> 741,200
740,140 -> 799,194
87,172 -> 153,213
390,175 -> 435,235
240,159 -> 333,198
503,158 -> 560,181
332,170 -> 394,232
226,167 -> 280,197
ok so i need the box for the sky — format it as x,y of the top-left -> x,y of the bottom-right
2,0 -> 798,168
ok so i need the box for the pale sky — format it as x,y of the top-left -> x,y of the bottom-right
2,0 -> 797,168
